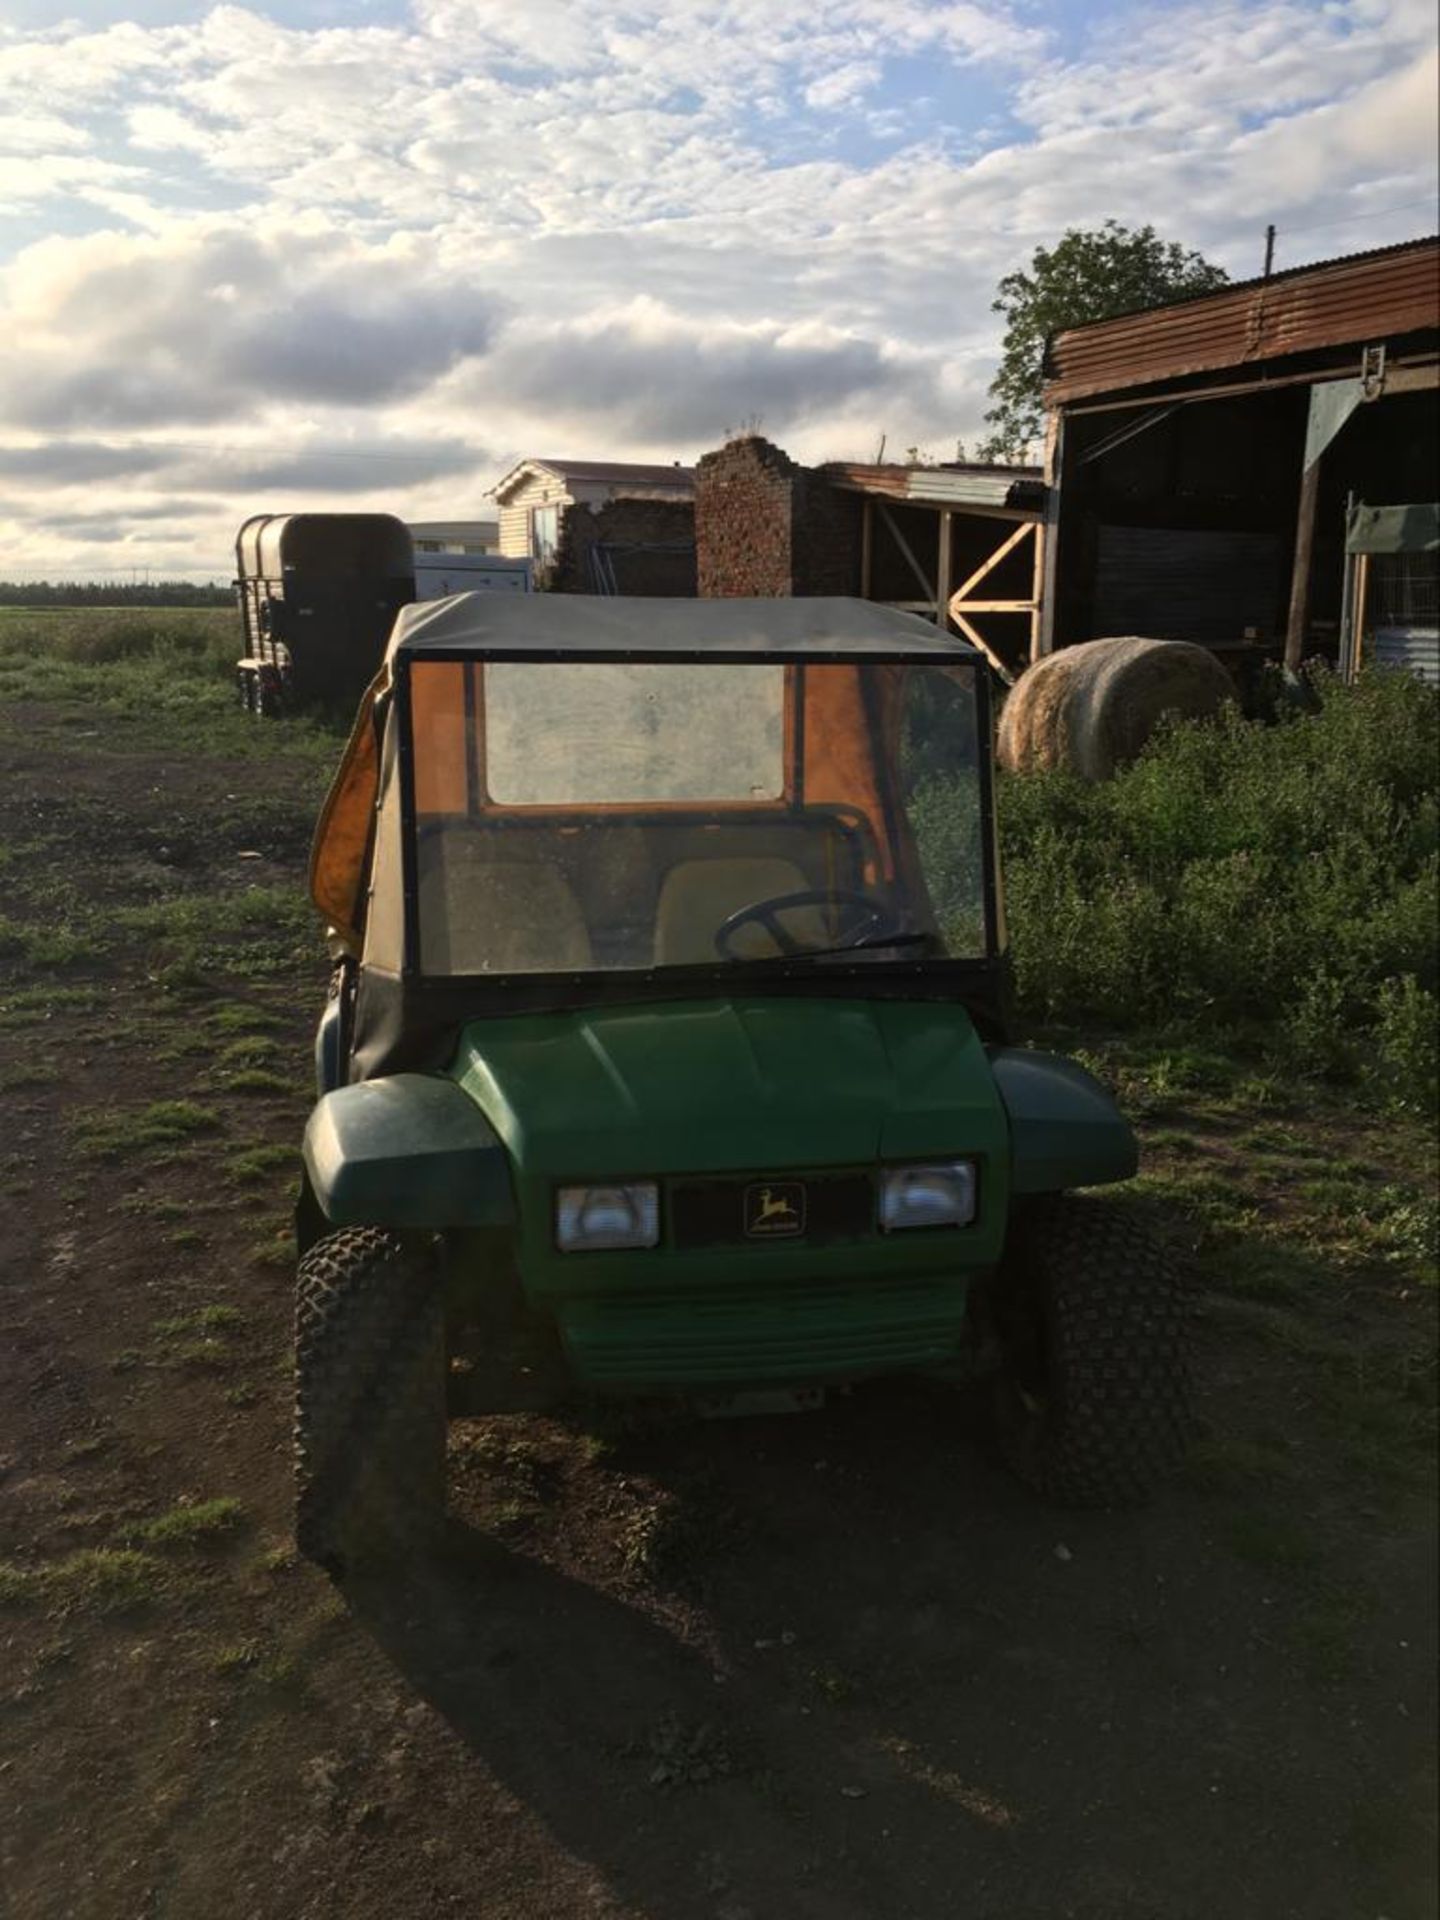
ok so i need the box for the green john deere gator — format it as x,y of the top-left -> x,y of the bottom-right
296,594 -> 1191,1573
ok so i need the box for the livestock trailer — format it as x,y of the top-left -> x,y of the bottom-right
234,513 -> 416,715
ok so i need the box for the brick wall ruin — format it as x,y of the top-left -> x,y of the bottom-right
694,435 -> 862,598
551,497 -> 697,596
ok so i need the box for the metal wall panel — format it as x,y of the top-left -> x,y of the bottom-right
1092,525 -> 1283,646
1373,626 -> 1440,686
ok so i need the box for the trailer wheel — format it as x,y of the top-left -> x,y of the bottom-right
294,1227 -> 447,1577
995,1196 -> 1192,1508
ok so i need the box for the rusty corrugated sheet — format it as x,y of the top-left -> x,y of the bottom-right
1045,236 -> 1440,406
822,461 -> 1044,508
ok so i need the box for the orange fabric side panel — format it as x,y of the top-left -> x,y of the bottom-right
801,664 -> 893,876
411,662 -> 471,816
308,671 -> 384,940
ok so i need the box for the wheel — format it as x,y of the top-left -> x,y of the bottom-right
294,1227 -> 447,1575
995,1196 -> 1192,1508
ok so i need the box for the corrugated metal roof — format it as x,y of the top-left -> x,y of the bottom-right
1045,235 -> 1440,406
822,461 -> 1045,510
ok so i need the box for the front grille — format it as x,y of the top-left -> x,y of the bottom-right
669,1172 -> 874,1251
560,1276 -> 968,1387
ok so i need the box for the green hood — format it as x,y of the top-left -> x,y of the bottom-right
451,995 -> 1006,1178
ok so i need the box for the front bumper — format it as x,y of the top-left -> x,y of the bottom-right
556,1270 -> 973,1390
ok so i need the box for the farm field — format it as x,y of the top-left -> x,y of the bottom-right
0,614 -> 1436,1920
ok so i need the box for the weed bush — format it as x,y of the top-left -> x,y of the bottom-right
991,669 -> 1438,1107
0,607 -> 234,672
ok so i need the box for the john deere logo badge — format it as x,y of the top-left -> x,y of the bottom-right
745,1182 -> 806,1238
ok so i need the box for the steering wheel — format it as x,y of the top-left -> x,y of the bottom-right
713,887 -> 905,960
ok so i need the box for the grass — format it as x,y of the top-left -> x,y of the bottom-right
225,1142 -> 297,1183
70,1099 -> 221,1159
0,983 -> 105,1027
125,1497 -> 245,1549
0,1547 -> 165,1616
152,1305 -> 243,1337
219,1068 -> 294,1095
0,607 -> 347,762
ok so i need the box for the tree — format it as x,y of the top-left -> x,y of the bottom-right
976,220 -> 1229,462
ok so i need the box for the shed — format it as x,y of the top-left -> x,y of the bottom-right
488,459 -> 696,589
1039,235 -> 1440,677
694,435 -> 1046,682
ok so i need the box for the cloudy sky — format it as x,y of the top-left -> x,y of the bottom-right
1,0 -> 1436,580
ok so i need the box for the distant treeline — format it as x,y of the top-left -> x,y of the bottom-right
0,581 -> 232,607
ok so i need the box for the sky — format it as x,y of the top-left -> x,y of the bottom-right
0,0 -> 1436,580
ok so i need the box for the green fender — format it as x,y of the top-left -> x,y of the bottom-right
988,1048 -> 1137,1195
303,1074 -> 515,1229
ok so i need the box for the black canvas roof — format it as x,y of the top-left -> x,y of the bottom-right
389,594 -> 978,662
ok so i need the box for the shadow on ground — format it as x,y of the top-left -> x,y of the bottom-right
346,1380 -> 1436,1920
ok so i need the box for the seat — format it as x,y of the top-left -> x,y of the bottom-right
418,833 -> 592,973
653,856 -> 827,963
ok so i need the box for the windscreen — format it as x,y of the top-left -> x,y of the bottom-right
486,661 -> 785,804
404,658 -> 988,975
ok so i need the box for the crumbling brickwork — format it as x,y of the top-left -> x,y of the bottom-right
551,497 -> 696,596
695,435 -> 862,598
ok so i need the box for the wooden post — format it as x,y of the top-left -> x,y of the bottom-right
1352,552 -> 1371,678
936,510 -> 953,630
1029,522 -> 1045,662
1284,460 -> 1321,672
860,496 -> 873,598
1038,412 -> 1064,656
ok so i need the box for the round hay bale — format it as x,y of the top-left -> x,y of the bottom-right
996,636 -> 1234,783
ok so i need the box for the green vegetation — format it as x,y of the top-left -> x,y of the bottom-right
997,669 -> 1439,1109
0,606 -> 345,759
225,1141 -> 297,1183
978,220 -> 1228,459
125,1497 -> 245,1549
0,581 -> 231,608
152,1305 -> 244,1337
0,1547 -> 165,1615
70,1099 -> 221,1158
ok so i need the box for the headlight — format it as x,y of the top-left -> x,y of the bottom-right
879,1161 -> 976,1232
556,1183 -> 660,1252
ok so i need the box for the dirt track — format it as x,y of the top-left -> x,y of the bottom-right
1,692 -> 1435,1920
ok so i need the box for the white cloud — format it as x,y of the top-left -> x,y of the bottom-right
0,220 -> 502,430
805,61 -> 882,111
0,0 -> 1434,575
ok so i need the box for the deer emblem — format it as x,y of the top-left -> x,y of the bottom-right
746,1183 -> 804,1235
756,1188 -> 796,1224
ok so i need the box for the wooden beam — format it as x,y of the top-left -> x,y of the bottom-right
949,599 -> 1036,614
935,511 -> 953,630
948,609 -> 1016,686
876,500 -> 937,607
1284,459 -> 1322,671
951,520 -> 1033,604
